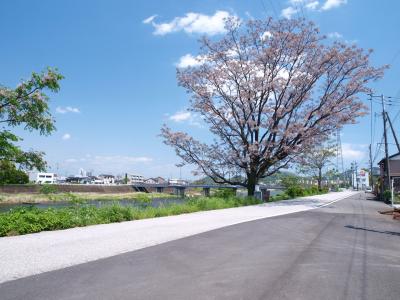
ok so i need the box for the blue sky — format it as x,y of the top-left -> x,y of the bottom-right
1,0 -> 399,179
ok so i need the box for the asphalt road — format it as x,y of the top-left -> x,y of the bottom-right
1,193 -> 399,300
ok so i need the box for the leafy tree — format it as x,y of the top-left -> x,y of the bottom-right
0,68 -> 63,171
297,144 -> 336,189
161,17 -> 386,195
0,161 -> 29,184
280,174 -> 300,190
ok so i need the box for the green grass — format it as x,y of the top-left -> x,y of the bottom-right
0,192 -> 175,204
0,196 -> 262,237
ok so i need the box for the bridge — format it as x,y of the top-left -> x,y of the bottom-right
132,183 -> 284,197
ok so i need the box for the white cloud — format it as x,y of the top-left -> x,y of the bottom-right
321,0 -> 347,10
146,11 -> 235,36
327,32 -> 343,39
281,6 -> 298,19
261,31 -> 272,41
281,0 -> 345,18
62,133 -> 71,140
168,110 -> 203,127
56,106 -> 80,114
342,143 -> 367,160
143,15 -> 157,24
176,54 -> 204,68
305,1 -> 319,10
169,111 -> 192,122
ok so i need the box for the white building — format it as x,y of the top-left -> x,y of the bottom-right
36,173 -> 57,184
168,178 -> 187,185
98,174 -> 115,185
129,174 -> 145,184
352,170 -> 370,190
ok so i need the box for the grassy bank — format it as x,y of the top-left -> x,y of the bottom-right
0,196 -> 262,237
0,192 -> 175,204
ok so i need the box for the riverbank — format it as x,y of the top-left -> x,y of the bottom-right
0,196 -> 262,237
0,192 -> 175,204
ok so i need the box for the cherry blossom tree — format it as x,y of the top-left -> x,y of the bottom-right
162,18 -> 386,196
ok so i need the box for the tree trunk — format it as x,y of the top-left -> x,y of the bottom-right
247,174 -> 257,196
318,168 -> 322,190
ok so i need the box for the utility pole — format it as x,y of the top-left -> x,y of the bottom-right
380,95 -> 391,195
386,112 -> 400,152
350,162 -> 354,189
355,161 -> 359,191
369,144 -> 374,190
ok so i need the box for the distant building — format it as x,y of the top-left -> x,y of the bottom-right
144,177 -> 167,184
128,174 -> 145,184
352,170 -> 370,190
168,178 -> 187,186
36,173 -> 57,184
98,174 -> 115,185
66,176 -> 91,184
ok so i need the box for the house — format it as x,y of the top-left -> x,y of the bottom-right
66,176 -> 91,184
128,174 -> 145,184
378,152 -> 400,191
36,173 -> 57,184
144,177 -> 167,184
98,174 -> 115,185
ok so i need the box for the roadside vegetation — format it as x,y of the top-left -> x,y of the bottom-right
269,175 -> 330,201
0,196 -> 262,237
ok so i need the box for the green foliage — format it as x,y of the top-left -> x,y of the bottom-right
383,190 -> 392,201
213,188 -> 235,198
281,175 -> 300,189
286,186 -> 305,198
0,196 -> 263,236
0,68 -> 63,171
39,184 -> 58,195
269,193 -> 291,201
270,186 -> 328,201
0,161 -> 29,184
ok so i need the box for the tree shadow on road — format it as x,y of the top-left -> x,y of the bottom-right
345,225 -> 400,237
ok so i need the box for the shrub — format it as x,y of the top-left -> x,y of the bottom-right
0,161 -> 29,184
383,190 -> 392,202
40,184 -> 58,194
213,188 -> 235,198
286,186 -> 305,198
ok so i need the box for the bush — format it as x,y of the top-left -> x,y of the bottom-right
286,186 -> 305,198
383,190 -> 392,202
281,175 -> 300,189
0,161 -> 29,184
213,188 -> 235,198
40,184 -> 58,194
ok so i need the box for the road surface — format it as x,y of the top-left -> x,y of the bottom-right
1,193 -> 399,299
